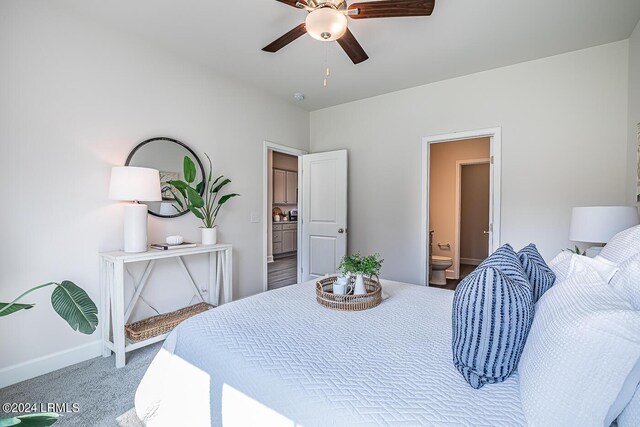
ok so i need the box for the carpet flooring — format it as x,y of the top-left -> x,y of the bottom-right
267,255 -> 297,290
0,343 -> 161,426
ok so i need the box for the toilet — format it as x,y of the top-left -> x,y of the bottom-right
430,255 -> 453,285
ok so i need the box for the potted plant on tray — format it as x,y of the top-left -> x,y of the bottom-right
168,154 -> 239,245
338,252 -> 384,295
0,280 -> 98,426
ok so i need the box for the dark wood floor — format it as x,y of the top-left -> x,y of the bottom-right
267,254 -> 297,290
432,263 -> 478,291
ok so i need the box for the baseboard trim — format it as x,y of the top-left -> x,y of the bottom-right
460,258 -> 483,266
0,340 -> 103,389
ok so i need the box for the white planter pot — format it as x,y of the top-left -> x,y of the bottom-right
354,274 -> 367,295
201,227 -> 217,245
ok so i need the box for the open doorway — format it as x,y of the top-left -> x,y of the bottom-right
263,141 -> 306,292
421,128 -> 502,288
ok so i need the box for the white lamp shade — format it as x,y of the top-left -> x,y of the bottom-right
569,206 -> 640,243
109,166 -> 162,202
305,8 -> 348,41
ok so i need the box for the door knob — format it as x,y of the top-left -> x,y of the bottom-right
483,230 -> 490,234
338,228 -> 345,234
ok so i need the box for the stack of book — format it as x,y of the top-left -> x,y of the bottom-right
150,242 -> 197,251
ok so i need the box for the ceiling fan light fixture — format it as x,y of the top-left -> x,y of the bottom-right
305,7 -> 348,41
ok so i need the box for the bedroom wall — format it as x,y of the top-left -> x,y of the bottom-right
310,41 -> 629,285
0,1 -> 309,385
628,19 -> 640,205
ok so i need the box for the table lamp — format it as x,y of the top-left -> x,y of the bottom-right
109,166 -> 162,253
569,206 -> 640,256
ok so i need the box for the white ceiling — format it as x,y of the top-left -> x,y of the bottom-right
57,0 -> 640,111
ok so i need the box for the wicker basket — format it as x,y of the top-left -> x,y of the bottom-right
125,302 -> 214,342
316,276 -> 382,311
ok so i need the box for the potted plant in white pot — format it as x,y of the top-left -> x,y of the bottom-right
338,252 -> 384,295
168,154 -> 239,245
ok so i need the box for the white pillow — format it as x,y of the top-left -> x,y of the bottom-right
568,255 -> 619,283
600,224 -> 640,265
609,252 -> 640,310
518,266 -> 640,427
618,385 -> 640,427
548,250 -> 572,282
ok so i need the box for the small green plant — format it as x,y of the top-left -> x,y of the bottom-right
338,252 -> 384,278
168,154 -> 239,228
564,245 -> 586,256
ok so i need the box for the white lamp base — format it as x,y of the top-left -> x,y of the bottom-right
124,203 -> 148,253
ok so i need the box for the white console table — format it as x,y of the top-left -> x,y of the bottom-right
99,243 -> 232,368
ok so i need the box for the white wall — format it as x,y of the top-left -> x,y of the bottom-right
0,0 -> 309,382
628,19 -> 640,205
311,41 -> 629,285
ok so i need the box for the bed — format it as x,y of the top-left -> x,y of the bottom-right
135,279 -> 526,426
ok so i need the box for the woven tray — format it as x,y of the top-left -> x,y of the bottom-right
316,276 -> 382,311
125,302 -> 214,342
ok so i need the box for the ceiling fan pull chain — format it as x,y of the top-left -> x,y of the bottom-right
323,43 -> 330,87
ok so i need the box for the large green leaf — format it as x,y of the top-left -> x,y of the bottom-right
211,178 -> 230,194
167,180 -> 188,190
186,187 -> 204,208
183,156 -> 196,183
50,281 -> 98,335
0,302 -> 35,317
195,180 -> 204,194
189,206 -> 204,220
217,193 -> 239,206
209,175 -> 223,193
0,413 -> 59,427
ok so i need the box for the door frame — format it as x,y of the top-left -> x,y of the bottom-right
262,141 -> 307,292
454,159 -> 490,279
420,127 -> 502,286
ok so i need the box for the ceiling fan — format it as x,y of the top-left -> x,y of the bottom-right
262,0 -> 436,64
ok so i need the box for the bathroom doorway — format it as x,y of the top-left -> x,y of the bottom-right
421,128 -> 502,288
263,141 -> 306,292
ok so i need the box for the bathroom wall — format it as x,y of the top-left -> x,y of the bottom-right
429,138 -> 491,265
460,163 -> 490,264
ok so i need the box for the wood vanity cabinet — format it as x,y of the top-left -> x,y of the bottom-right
273,169 -> 297,205
272,223 -> 297,255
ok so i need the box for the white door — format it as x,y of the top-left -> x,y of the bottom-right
301,150 -> 348,281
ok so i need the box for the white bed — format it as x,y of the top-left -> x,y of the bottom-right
135,280 -> 526,426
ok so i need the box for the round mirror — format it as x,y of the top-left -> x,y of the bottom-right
125,137 -> 205,218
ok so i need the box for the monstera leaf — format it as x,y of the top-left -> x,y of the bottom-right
0,412 -> 59,426
0,281 -> 97,335
0,302 -> 34,317
51,281 -> 98,335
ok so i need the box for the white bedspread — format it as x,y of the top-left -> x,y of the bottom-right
135,280 -> 526,426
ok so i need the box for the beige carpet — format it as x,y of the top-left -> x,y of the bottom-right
0,343 -> 161,426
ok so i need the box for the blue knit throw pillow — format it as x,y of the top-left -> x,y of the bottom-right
452,244 -> 534,389
517,243 -> 556,303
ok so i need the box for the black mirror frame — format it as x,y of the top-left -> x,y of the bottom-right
125,136 -> 206,219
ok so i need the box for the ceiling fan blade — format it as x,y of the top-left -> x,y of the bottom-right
275,0 -> 307,8
262,23 -> 307,53
348,0 -> 435,19
337,28 -> 369,64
